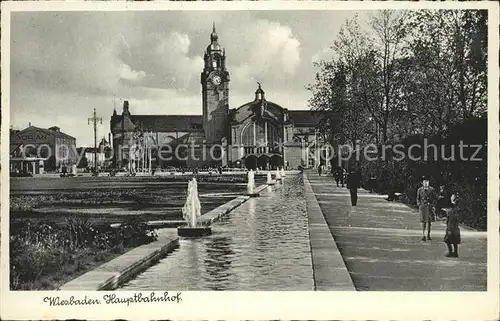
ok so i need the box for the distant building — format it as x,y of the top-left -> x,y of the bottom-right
76,136 -> 113,170
110,24 -> 331,171
10,125 -> 77,174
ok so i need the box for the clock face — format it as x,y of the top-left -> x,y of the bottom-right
212,75 -> 222,85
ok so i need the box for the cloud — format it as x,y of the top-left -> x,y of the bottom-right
228,19 -> 301,87
311,46 -> 335,64
120,30 -> 204,93
9,10 -> 359,146
119,63 -> 147,82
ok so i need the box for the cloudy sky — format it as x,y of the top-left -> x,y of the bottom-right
10,10 -> 368,146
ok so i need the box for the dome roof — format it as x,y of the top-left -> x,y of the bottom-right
210,27 -> 218,42
207,22 -> 222,52
232,98 -> 286,124
207,42 -> 221,52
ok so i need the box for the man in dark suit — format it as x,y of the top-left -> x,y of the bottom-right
347,169 -> 361,206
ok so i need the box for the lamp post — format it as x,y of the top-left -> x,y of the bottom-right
149,131 -> 155,173
88,108 -> 102,175
142,133 -> 146,172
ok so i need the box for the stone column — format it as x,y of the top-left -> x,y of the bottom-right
253,122 -> 256,151
282,125 -> 286,167
264,122 -> 269,153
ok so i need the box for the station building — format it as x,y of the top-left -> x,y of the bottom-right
110,24 -> 330,170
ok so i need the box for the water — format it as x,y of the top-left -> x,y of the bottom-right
119,175 -> 314,290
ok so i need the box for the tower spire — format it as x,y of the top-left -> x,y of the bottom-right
210,22 -> 218,43
112,94 -> 117,116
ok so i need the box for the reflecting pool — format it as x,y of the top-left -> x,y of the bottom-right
119,175 -> 314,290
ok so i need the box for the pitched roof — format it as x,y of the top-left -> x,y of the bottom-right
13,126 -> 76,140
167,131 -> 206,145
287,110 -> 331,127
114,115 -> 203,133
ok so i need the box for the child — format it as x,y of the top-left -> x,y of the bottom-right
444,193 -> 461,257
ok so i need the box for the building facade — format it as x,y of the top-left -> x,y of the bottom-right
110,24 -> 330,171
10,125 -> 77,174
76,137 -> 113,171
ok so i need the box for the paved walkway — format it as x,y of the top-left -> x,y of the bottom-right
306,171 -> 487,291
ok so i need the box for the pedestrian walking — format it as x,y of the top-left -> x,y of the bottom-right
334,167 -> 342,187
346,168 -> 361,206
318,164 -> 323,176
341,167 -> 347,187
368,173 -> 377,193
444,193 -> 461,258
416,176 -> 438,241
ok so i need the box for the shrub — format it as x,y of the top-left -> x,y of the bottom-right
114,217 -> 158,248
9,217 -> 158,290
360,117 -> 487,231
446,180 -> 487,230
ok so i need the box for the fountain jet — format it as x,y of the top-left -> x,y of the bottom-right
266,171 -> 275,185
281,166 -> 286,177
178,178 -> 211,237
275,168 -> 282,181
247,170 -> 260,197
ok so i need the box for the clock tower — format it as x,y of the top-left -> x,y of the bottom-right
201,23 -> 230,144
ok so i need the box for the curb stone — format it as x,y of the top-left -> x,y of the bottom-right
303,173 -> 356,291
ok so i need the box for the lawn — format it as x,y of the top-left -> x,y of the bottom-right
10,174 -> 265,224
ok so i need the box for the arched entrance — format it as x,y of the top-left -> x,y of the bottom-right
244,155 -> 258,170
257,155 -> 270,170
269,154 -> 283,170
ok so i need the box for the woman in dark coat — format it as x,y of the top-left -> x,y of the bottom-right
444,193 -> 461,257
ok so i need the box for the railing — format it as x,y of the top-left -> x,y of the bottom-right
242,146 -> 282,155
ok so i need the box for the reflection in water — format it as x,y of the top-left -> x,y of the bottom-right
186,240 -> 200,280
204,237 -> 234,290
248,197 -> 256,219
119,175 -> 314,291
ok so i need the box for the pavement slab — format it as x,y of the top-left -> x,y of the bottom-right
306,171 -> 487,291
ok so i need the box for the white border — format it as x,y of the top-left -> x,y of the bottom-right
1,1 -> 499,320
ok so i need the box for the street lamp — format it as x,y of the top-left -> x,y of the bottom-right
88,108 -> 102,175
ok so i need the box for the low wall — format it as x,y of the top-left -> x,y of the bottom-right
98,237 -> 179,291
199,183 -> 269,225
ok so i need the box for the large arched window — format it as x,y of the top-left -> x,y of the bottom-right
241,120 -> 283,153
241,122 -> 254,146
